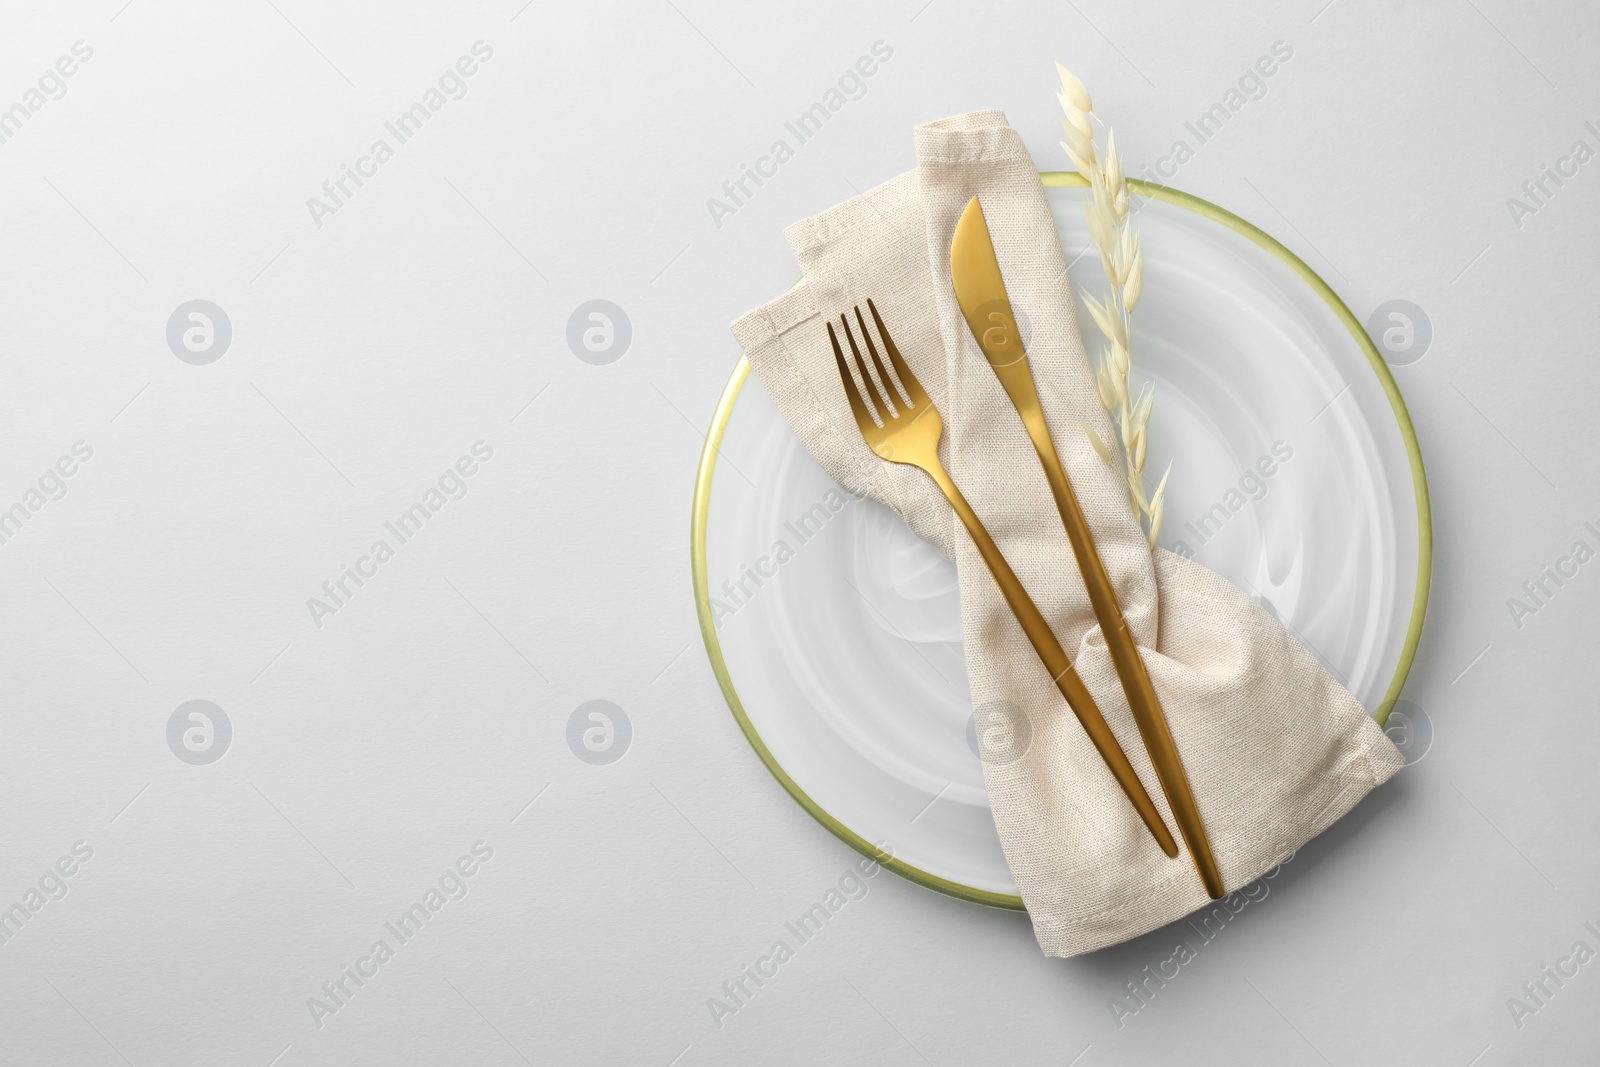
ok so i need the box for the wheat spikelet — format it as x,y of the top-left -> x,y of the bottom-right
1055,61 -> 1166,547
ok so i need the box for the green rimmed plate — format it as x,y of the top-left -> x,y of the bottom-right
693,174 -> 1431,908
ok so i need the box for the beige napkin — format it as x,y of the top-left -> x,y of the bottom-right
730,111 -> 1403,957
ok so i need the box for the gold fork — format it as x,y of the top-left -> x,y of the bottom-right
827,300 -> 1179,859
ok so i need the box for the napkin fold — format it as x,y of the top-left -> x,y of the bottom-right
730,111 -> 1403,957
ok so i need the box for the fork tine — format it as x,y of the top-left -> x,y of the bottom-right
842,314 -> 894,419
866,298 -> 930,409
854,305 -> 909,412
827,321 -> 877,429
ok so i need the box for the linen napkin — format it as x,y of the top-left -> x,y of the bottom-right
730,111 -> 1404,957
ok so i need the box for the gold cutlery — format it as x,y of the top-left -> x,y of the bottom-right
826,299 -> 1179,858
950,195 -> 1223,899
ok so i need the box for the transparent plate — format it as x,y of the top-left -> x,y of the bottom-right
693,175 -> 1431,907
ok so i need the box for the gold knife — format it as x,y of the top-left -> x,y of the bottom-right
949,195 -> 1223,900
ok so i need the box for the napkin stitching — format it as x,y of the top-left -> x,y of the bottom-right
759,301 -> 900,513
917,150 -> 1030,165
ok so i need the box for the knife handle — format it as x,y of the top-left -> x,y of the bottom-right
1002,373 -> 1224,900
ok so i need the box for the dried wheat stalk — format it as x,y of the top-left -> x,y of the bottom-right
1056,61 -> 1169,546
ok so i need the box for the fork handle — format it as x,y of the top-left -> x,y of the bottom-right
921,460 -> 1179,859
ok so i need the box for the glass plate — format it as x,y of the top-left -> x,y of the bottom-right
693,175 -> 1431,907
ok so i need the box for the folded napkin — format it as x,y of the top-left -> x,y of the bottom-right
730,111 -> 1403,957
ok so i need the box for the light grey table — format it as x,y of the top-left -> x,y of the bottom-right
0,1 -> 1594,1064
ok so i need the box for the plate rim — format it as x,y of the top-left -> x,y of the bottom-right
691,171 -> 1434,911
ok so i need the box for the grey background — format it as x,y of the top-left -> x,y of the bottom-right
0,0 -> 1593,1064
